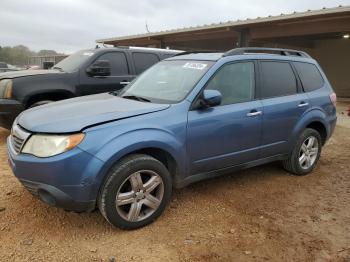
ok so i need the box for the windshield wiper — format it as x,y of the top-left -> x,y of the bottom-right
122,95 -> 151,103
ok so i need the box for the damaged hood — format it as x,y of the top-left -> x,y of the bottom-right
18,93 -> 170,133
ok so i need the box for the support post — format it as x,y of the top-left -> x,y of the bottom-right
237,29 -> 250,47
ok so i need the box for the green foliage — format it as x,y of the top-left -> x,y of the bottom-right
37,50 -> 58,56
0,45 -> 62,66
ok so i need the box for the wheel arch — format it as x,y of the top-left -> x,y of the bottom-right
24,90 -> 75,108
305,121 -> 327,145
89,127 -> 188,192
291,109 -> 329,146
95,144 -> 183,193
128,147 -> 178,179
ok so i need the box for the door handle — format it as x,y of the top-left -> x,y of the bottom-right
120,81 -> 130,85
247,110 -> 262,117
298,102 -> 309,107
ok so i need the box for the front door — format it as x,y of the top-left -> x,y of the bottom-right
78,51 -> 134,96
187,61 -> 263,175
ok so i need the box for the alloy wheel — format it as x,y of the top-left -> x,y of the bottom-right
299,136 -> 319,169
115,170 -> 164,222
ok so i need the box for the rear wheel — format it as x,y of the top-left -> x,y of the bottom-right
98,154 -> 172,229
283,128 -> 322,176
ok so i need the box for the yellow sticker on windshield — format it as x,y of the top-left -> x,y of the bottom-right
183,62 -> 207,70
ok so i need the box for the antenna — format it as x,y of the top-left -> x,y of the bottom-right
145,20 -> 150,33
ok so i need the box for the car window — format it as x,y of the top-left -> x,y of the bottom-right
120,60 -> 214,103
54,50 -> 96,72
293,62 -> 324,92
260,61 -> 297,98
205,62 -> 255,105
96,52 -> 128,76
133,52 -> 160,74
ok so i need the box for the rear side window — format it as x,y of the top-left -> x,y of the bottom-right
260,61 -> 297,98
293,62 -> 324,92
133,52 -> 160,74
97,52 -> 129,76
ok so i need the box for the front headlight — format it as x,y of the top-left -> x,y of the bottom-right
22,133 -> 85,157
0,79 -> 13,98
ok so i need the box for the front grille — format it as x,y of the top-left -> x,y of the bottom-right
10,124 -> 30,154
11,135 -> 24,153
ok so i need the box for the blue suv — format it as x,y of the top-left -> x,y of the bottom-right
7,48 -> 337,229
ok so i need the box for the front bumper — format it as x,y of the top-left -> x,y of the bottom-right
0,99 -> 24,129
19,179 -> 96,212
7,137 -> 105,212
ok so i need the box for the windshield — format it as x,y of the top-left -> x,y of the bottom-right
54,50 -> 95,72
119,60 -> 213,103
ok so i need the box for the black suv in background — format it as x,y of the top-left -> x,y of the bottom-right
0,47 -> 181,129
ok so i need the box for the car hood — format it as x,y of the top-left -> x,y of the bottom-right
0,69 -> 60,80
18,93 -> 170,133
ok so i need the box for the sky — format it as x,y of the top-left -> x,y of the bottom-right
1,0 -> 350,54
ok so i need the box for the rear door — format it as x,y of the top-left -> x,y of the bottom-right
258,60 -> 310,157
78,51 -> 133,95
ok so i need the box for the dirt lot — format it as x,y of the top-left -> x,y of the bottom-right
0,102 -> 349,262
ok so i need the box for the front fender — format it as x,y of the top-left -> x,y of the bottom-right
23,88 -> 75,104
12,73 -> 77,103
82,128 -> 187,188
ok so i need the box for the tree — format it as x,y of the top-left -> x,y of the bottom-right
0,45 -> 61,66
37,50 -> 57,56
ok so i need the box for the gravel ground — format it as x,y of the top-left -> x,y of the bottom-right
0,102 -> 349,262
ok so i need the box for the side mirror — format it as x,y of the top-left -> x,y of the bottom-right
202,90 -> 222,108
86,60 -> 111,77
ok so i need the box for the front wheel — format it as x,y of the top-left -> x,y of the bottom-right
98,154 -> 172,229
283,128 -> 322,176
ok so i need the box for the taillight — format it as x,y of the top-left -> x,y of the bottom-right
330,92 -> 337,107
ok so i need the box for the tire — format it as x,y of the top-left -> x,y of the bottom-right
98,154 -> 172,229
283,128 -> 322,176
29,100 -> 54,108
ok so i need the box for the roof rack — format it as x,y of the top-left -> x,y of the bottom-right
116,46 -> 183,53
223,47 -> 311,58
173,50 -> 223,57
